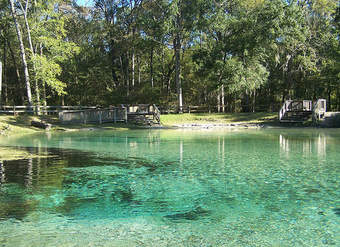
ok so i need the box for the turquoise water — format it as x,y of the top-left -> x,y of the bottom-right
0,129 -> 339,246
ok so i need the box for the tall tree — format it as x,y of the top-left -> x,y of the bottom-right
174,6 -> 182,112
19,0 -> 40,112
9,0 -> 32,105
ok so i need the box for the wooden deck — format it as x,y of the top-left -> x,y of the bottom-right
59,107 -> 128,124
126,104 -> 161,125
279,99 -> 326,123
0,104 -> 161,126
0,105 -> 97,115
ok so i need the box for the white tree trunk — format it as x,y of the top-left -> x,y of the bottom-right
40,44 -> 47,109
175,16 -> 183,113
132,50 -> 135,88
136,54 -> 141,85
20,0 -> 40,114
221,84 -> 225,112
9,0 -> 32,105
150,47 -> 154,88
131,28 -> 135,88
217,87 -> 220,113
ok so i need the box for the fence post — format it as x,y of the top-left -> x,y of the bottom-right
13,105 -> 16,115
81,111 -> 83,124
125,108 -> 128,123
99,110 -> 102,124
114,109 -> 117,123
59,112 -> 63,123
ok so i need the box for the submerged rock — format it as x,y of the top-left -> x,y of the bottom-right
304,188 -> 321,194
332,208 -> 340,216
165,206 -> 210,221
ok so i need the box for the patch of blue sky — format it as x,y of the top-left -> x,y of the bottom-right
76,0 -> 94,7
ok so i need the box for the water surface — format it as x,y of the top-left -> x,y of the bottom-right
0,129 -> 339,246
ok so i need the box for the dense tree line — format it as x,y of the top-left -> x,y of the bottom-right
0,0 -> 339,112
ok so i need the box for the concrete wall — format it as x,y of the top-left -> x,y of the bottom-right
319,112 -> 340,127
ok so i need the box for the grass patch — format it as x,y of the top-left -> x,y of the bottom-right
0,114 -> 145,137
160,112 -> 278,126
0,115 -> 40,135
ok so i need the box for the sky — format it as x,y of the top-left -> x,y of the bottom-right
76,0 -> 94,7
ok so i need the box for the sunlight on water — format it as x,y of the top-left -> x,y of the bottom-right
0,129 -> 339,246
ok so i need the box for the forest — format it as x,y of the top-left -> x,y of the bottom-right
0,0 -> 339,112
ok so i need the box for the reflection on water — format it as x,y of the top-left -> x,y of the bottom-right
0,161 -> 4,184
0,129 -> 339,246
280,133 -> 327,157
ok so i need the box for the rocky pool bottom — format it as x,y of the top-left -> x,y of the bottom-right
0,129 -> 339,246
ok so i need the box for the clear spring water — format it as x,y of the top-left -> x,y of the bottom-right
0,128 -> 339,246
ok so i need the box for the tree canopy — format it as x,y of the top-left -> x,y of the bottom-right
0,0 -> 339,111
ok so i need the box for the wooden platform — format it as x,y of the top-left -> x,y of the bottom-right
126,104 -> 161,125
279,99 -> 326,123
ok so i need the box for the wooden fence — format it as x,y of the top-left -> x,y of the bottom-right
0,105 -> 97,115
59,107 -> 127,124
159,105 -> 213,114
0,105 -> 128,124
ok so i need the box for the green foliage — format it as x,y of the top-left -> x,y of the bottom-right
1,0 -> 339,110
224,58 -> 269,93
31,54 -> 66,95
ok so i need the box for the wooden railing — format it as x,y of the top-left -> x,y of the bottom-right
152,104 -> 161,124
279,100 -> 313,122
279,100 -> 292,122
59,107 -> 128,124
124,104 -> 161,124
279,99 -> 326,122
125,104 -> 158,114
0,105 -> 97,115
313,99 -> 326,121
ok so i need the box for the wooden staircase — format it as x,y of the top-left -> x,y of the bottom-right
279,99 -> 326,123
126,104 -> 161,126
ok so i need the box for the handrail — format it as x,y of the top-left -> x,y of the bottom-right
279,100 -> 315,122
122,104 -> 161,125
312,99 -> 326,121
152,104 -> 161,124
279,100 -> 291,122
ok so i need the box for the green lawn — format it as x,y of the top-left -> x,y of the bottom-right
160,112 -> 278,126
0,114 -> 135,136
0,115 -> 42,135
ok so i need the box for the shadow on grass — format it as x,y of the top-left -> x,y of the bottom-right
221,112 -> 278,123
187,112 -> 278,123
1,114 -> 60,127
